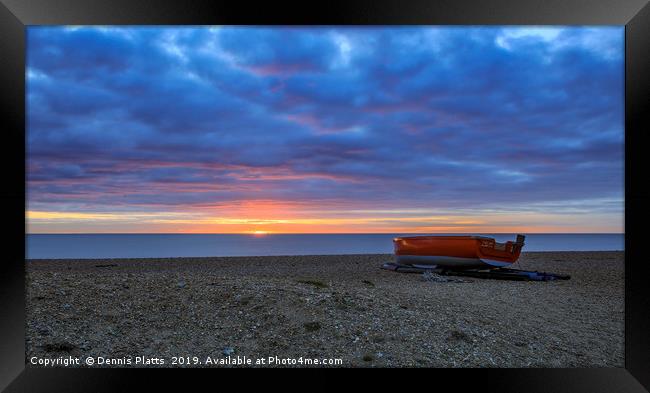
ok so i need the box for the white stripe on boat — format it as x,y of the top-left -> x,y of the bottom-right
395,255 -> 512,268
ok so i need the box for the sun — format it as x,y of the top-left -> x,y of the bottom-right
251,230 -> 268,236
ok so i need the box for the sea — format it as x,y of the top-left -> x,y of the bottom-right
25,233 -> 624,260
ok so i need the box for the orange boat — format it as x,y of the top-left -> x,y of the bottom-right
393,234 -> 525,269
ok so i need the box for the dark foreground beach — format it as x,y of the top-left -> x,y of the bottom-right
26,252 -> 623,367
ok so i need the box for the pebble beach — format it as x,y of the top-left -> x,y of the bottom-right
25,251 -> 624,367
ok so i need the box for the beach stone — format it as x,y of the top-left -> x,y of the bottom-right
304,321 -> 321,332
222,347 -> 235,356
35,324 -> 51,336
177,281 -> 186,288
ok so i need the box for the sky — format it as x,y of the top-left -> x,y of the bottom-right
26,26 -> 624,234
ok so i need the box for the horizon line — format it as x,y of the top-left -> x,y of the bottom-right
26,232 -> 625,235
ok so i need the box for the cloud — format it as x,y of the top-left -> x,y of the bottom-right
26,26 -> 624,232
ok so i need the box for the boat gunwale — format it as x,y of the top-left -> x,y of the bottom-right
393,235 -> 493,241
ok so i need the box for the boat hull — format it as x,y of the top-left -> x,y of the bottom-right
393,235 -> 525,270
394,254 -> 511,268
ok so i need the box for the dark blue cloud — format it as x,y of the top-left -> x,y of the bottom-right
26,26 -> 624,219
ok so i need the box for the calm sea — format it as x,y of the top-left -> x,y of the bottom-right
25,233 -> 624,260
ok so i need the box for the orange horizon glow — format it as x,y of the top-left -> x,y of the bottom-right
25,207 -> 624,234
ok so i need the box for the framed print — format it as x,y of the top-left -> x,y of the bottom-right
1,0 -> 649,391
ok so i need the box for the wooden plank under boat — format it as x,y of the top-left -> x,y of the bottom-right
393,234 -> 525,269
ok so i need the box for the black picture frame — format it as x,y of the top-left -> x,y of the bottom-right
1,0 -> 648,391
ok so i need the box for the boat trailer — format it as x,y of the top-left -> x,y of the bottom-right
381,262 -> 571,282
